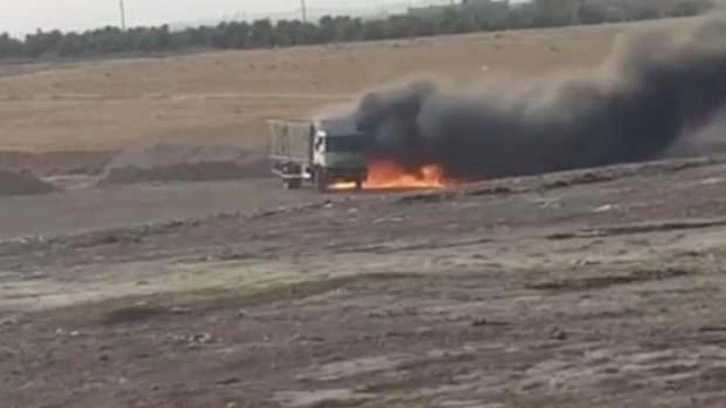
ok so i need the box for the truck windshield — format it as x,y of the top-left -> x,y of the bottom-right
325,135 -> 364,152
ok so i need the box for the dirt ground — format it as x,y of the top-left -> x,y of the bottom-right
2,157 -> 726,407
0,18 -> 703,152
3,16 -> 726,408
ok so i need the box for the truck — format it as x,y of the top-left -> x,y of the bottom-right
267,116 -> 368,192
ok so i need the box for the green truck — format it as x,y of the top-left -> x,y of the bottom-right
267,116 -> 368,192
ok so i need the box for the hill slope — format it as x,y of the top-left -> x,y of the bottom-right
0,17 -> 703,152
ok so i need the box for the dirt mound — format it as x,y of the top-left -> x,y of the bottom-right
0,150 -> 115,177
0,168 -> 57,196
98,143 -> 269,185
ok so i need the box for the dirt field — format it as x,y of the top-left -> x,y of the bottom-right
3,16 -> 726,408
0,18 -> 703,153
4,157 -> 726,407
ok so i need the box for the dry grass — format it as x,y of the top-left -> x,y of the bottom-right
0,18 -> 702,152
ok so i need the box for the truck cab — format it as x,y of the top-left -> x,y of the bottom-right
311,116 -> 368,191
267,115 -> 368,192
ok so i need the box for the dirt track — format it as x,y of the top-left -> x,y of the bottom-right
3,157 -> 726,407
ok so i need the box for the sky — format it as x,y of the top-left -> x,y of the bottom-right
1,0 -> 447,37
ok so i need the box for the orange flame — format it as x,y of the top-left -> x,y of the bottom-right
332,159 -> 449,191
366,159 -> 447,189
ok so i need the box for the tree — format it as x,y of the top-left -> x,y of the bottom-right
0,0 -> 714,61
58,32 -> 83,56
0,33 -> 23,58
249,19 -> 274,47
534,0 -> 580,26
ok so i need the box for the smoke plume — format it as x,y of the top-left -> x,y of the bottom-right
353,16 -> 726,180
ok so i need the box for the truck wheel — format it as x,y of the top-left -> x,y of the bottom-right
316,170 -> 328,193
355,178 -> 363,191
284,178 -> 302,190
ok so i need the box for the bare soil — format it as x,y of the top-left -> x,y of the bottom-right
0,18 -> 703,152
0,150 -> 114,176
3,156 -> 726,407
98,143 -> 268,185
0,168 -> 56,196
2,16 -> 726,408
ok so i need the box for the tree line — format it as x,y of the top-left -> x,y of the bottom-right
0,0 -> 714,60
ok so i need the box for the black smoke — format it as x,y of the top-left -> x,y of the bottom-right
353,16 -> 726,180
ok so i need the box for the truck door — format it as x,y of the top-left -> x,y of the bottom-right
307,124 -> 315,162
313,130 -> 326,167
